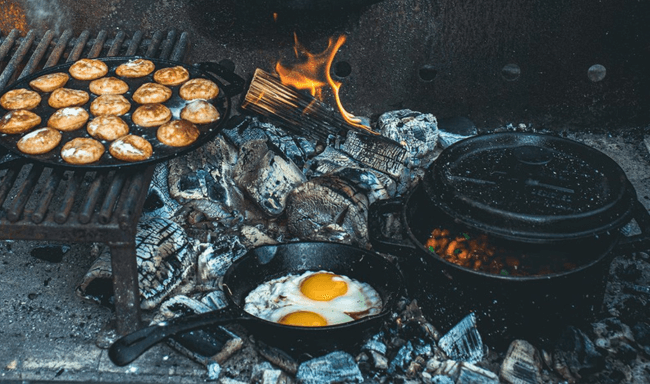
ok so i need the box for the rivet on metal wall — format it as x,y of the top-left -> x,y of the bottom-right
333,61 -> 352,78
588,64 -> 606,82
501,64 -> 521,81
418,65 -> 437,82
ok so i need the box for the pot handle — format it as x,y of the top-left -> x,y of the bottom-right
616,199 -> 650,254
368,197 -> 418,255
108,305 -> 246,367
195,61 -> 245,97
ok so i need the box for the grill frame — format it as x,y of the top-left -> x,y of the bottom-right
0,28 -> 190,335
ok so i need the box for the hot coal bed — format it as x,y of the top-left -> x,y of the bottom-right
1,0 -> 650,383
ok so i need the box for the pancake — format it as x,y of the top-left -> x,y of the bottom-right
16,127 -> 62,155
1,89 -> 42,110
29,72 -> 69,92
69,58 -> 108,80
0,110 -> 42,134
179,78 -> 219,100
47,107 -> 89,131
48,88 -> 89,109
132,83 -> 172,104
90,94 -> 131,116
109,135 -> 153,162
153,66 -> 190,86
132,104 -> 172,127
115,59 -> 155,78
89,77 -> 129,95
157,120 -> 200,147
87,115 -> 129,141
60,137 -> 105,164
180,100 -> 220,124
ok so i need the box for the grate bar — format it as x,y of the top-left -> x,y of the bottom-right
19,30 -> 55,80
108,31 -> 126,57
0,168 -> 20,207
31,168 -> 64,224
116,170 -> 147,229
87,30 -> 108,59
99,172 -> 126,224
158,29 -> 177,60
125,31 -> 143,57
7,164 -> 44,222
170,32 -> 189,62
78,172 -> 106,224
53,172 -> 83,223
44,29 -> 73,68
0,29 -> 20,62
145,30 -> 164,58
67,30 -> 90,63
0,30 -> 36,90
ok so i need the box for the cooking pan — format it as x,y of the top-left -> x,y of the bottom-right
108,241 -> 403,366
0,57 -> 244,170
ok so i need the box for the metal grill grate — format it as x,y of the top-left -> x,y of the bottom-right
0,28 -> 190,335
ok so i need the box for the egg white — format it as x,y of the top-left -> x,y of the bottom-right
243,270 -> 383,326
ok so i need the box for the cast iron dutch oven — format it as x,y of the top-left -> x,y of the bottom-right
369,132 -> 650,346
109,241 -> 403,366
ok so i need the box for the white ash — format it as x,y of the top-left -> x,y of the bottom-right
296,351 -> 364,384
377,109 -> 439,168
438,313 -> 484,364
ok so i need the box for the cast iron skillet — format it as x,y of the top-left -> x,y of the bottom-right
0,57 -> 244,170
108,241 -> 403,366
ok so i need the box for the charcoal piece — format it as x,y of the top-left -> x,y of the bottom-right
426,358 -> 461,378
369,350 -> 389,370
76,246 -> 114,307
438,313 -> 484,364
499,340 -> 544,384
168,135 -> 246,224
340,131 -> 409,180
136,218 -> 196,310
457,363 -> 499,384
142,162 -> 182,220
428,375 -> 454,384
592,317 -> 635,353
239,225 -> 279,249
437,129 -> 474,148
552,326 -> 604,382
632,322 -> 650,353
305,146 -> 397,205
30,244 -> 69,263
285,176 -> 370,248
389,341 -> 415,374
296,351 -> 364,384
151,294 -> 213,324
251,362 -> 287,384
197,233 -> 247,283
233,139 -> 307,217
255,339 -> 299,375
377,109 -> 440,168
363,332 -> 388,355
201,290 -> 229,310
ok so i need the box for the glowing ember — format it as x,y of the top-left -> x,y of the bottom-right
276,34 -> 373,132
0,1 -> 27,34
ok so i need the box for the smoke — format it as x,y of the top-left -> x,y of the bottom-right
24,0 -> 71,34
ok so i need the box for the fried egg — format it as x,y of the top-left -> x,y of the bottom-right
243,270 -> 382,327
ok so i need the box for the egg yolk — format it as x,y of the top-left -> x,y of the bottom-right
279,311 -> 328,327
300,272 -> 348,301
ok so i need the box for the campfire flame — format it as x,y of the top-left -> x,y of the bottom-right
276,34 -> 374,133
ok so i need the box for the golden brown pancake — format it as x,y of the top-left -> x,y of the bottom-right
132,104 -> 172,127
87,115 -> 129,141
16,127 -> 62,155
48,88 -> 89,109
89,77 -> 129,95
115,59 -> 155,78
47,107 -> 89,132
180,100 -> 220,124
153,66 -> 190,86
179,78 -> 219,100
69,58 -> 108,80
157,120 -> 200,147
90,94 -> 131,116
0,110 -> 42,134
132,83 -> 172,104
109,135 -> 153,162
61,137 -> 105,164
29,72 -> 69,92
1,89 -> 42,110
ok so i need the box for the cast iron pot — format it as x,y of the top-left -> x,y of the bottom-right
109,241 -> 403,366
369,133 -> 650,347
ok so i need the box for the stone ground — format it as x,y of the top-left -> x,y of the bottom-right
0,0 -> 649,383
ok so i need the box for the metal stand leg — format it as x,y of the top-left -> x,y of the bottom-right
109,241 -> 142,335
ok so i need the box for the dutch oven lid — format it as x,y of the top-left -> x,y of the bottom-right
423,132 -> 637,243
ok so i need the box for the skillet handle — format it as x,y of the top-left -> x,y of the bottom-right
195,61 -> 245,97
615,199 -> 650,254
108,305 -> 244,367
368,197 -> 418,256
